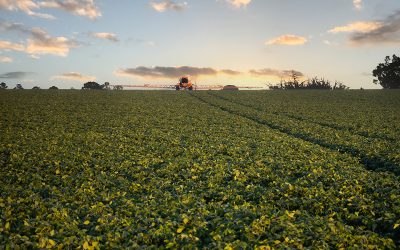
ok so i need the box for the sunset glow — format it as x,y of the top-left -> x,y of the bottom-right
0,0 -> 399,89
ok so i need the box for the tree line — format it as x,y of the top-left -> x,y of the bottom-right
268,72 -> 349,90
81,81 -> 122,90
0,82 -> 59,90
268,54 -> 399,90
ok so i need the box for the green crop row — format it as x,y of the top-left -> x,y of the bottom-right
209,90 -> 400,142
199,91 -> 400,176
1,90 -> 399,249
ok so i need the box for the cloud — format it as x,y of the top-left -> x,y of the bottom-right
0,71 -> 33,79
330,10 -> 400,46
225,0 -> 252,8
350,10 -> 400,45
0,0 -> 55,19
353,0 -> 362,10
323,40 -> 339,46
0,40 -> 25,51
89,32 -> 119,42
39,0 -> 101,19
26,28 -> 78,56
53,72 -> 95,82
30,54 -> 40,59
249,68 -> 304,78
266,35 -> 307,46
116,66 -> 218,79
0,55 -> 12,62
329,21 -> 382,33
220,69 -> 242,75
0,21 -> 78,57
149,0 -> 187,12
0,0 -> 100,19
115,66 -> 306,81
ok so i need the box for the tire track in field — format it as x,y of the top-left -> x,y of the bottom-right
209,92 -> 395,142
190,92 -> 399,176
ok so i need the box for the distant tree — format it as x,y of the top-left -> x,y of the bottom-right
32,86 -> 40,90
0,82 -> 7,89
49,86 -> 58,90
102,82 -> 111,90
373,54 -> 400,89
282,71 -> 302,89
113,85 -> 123,90
14,84 -> 24,90
333,81 -> 349,90
82,81 -> 102,90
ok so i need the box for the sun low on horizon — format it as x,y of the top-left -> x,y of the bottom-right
0,0 -> 399,89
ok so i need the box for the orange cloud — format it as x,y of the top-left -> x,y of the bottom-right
0,22 -> 78,57
266,35 -> 307,46
0,0 -> 101,19
25,28 -> 78,57
39,0 -> 101,19
226,0 -> 251,8
53,72 -> 96,82
0,40 -> 25,51
0,0 -> 55,19
329,21 -> 382,33
329,11 -> 400,46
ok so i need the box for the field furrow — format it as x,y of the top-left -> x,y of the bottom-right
194,92 -> 400,176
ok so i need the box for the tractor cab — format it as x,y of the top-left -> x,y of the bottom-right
176,76 -> 193,90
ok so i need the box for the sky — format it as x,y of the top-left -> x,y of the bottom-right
0,0 -> 399,89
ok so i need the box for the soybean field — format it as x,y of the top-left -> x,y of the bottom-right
1,90 -> 399,249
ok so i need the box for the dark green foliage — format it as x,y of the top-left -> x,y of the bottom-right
0,90 -> 399,249
49,86 -> 58,90
103,82 -> 111,90
13,84 -> 23,90
0,82 -> 7,89
269,77 -> 349,90
373,54 -> 400,89
82,81 -> 103,90
113,85 -> 123,90
32,86 -> 40,90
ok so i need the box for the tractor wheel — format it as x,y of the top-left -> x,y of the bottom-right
175,86 -> 180,90
188,86 -> 193,91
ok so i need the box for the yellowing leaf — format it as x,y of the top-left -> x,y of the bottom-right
5,222 -> 10,230
83,241 -> 89,249
83,220 -> 90,225
176,226 -> 185,233
183,218 -> 189,224
286,210 -> 295,218
394,224 -> 399,229
48,239 -> 56,247
224,245 -> 233,250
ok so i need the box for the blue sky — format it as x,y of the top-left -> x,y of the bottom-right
0,0 -> 399,89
